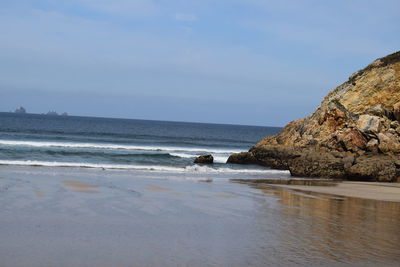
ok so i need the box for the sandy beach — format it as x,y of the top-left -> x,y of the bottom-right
0,165 -> 399,266
232,179 -> 400,202
260,181 -> 400,202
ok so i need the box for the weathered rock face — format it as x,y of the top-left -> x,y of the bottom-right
194,154 -> 214,164
229,51 -> 400,182
227,152 -> 258,165
347,154 -> 398,182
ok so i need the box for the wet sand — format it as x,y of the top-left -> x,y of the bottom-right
1,166 -> 400,266
260,181 -> 400,202
62,180 -> 99,193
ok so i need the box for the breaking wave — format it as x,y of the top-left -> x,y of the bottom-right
0,159 -> 290,174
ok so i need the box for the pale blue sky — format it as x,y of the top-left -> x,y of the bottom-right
0,0 -> 399,126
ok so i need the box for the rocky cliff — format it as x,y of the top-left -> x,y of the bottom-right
228,51 -> 400,182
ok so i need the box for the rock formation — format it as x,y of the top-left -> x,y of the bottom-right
194,154 -> 214,164
228,51 -> 400,182
14,106 -> 26,114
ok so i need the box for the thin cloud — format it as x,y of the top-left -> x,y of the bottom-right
0,0 -> 399,125
174,13 -> 197,22
77,0 -> 160,16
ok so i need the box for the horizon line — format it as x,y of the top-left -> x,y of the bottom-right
0,111 -> 283,128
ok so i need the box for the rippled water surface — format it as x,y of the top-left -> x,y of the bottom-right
0,112 -> 280,174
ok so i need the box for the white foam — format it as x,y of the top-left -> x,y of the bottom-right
213,155 -> 229,163
183,165 -> 288,174
0,160 -> 290,174
0,140 -> 241,154
0,160 -> 177,171
170,153 -> 229,163
169,152 -> 195,158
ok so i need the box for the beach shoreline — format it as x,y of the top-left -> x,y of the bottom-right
1,165 -> 400,266
232,179 -> 400,202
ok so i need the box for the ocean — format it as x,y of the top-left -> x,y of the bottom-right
2,112 -> 400,266
0,112 -> 285,178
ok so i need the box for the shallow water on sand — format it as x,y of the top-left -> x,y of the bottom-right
0,166 -> 399,266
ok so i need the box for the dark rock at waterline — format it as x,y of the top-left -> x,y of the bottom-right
287,149 -> 354,178
347,154 -> 398,182
194,154 -> 213,164
228,51 -> 400,182
227,152 -> 258,165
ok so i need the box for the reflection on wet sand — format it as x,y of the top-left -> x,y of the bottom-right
214,193 -> 237,198
253,184 -> 400,265
33,190 -> 45,198
2,165 -> 399,266
145,185 -> 172,192
62,180 -> 98,193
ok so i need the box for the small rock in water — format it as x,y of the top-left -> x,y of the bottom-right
194,154 -> 214,164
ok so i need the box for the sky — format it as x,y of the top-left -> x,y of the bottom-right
0,0 -> 399,126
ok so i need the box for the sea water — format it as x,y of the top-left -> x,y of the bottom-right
0,112 -> 288,179
1,112 -> 400,266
